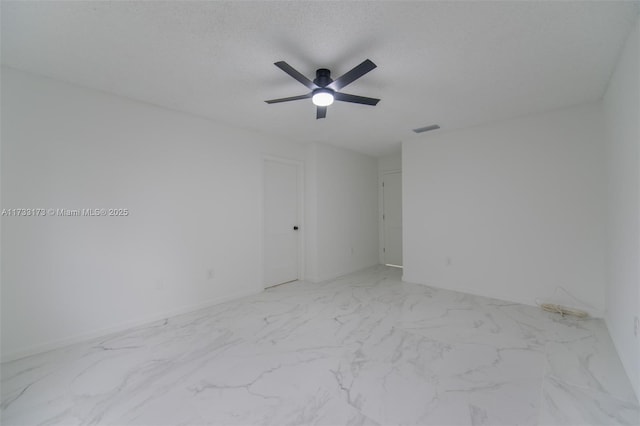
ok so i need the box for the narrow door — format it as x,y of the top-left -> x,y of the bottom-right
264,159 -> 300,288
383,172 -> 403,266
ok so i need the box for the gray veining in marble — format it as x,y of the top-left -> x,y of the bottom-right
1,266 -> 638,425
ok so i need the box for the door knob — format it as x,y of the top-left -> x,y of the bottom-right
293,226 -> 299,230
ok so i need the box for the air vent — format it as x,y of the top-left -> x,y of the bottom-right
413,124 -> 440,133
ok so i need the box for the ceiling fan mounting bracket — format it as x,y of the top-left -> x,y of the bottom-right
313,68 -> 333,87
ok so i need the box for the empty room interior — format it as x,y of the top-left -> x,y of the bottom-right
1,1 -> 640,425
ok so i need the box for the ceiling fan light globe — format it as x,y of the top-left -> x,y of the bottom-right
312,91 -> 334,106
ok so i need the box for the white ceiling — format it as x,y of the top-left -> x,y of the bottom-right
2,1 -> 638,157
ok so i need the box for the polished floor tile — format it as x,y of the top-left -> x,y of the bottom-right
540,376 -> 639,426
1,266 -> 638,425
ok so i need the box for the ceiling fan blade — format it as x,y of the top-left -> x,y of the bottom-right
316,106 -> 327,119
264,93 -> 312,104
329,59 -> 377,90
274,61 -> 318,90
334,92 -> 380,106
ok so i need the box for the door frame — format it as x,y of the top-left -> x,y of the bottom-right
379,169 -> 402,266
261,155 -> 305,288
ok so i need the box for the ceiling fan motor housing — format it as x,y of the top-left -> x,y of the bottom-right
313,68 -> 333,87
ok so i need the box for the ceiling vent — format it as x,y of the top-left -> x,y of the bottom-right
413,124 -> 440,133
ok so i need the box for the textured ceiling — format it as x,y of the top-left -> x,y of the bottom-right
2,1 -> 638,156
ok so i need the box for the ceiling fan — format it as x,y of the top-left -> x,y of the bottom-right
265,59 -> 380,119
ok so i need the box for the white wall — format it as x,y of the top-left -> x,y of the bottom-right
403,103 -> 607,315
378,151 -> 402,264
307,143 -> 378,282
1,68 -> 383,361
378,151 -> 401,174
304,143 -> 319,283
603,16 -> 640,397
0,68 -> 308,361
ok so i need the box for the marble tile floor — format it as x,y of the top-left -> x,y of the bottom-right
1,266 -> 638,426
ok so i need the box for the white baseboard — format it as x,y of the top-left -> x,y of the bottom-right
1,288 -> 262,363
311,263 -> 381,284
400,275 -> 604,319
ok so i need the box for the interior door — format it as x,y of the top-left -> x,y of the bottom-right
264,159 -> 299,287
383,172 -> 403,266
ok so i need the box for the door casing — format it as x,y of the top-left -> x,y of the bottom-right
262,155 -> 305,288
380,170 -> 403,267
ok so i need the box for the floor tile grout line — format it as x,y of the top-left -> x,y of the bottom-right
537,341 -> 551,425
